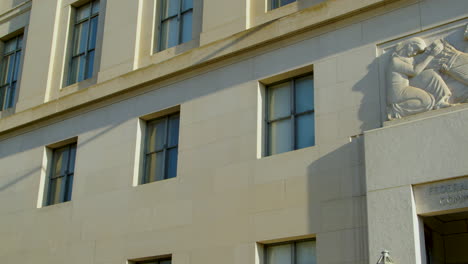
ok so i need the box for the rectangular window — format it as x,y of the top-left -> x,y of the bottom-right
142,113 -> 180,184
0,34 -> 23,110
266,74 -> 314,156
158,0 -> 193,51
47,143 -> 77,205
265,239 -> 316,264
68,0 -> 100,85
271,0 -> 296,10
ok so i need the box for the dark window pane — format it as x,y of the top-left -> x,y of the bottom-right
17,35 -> 23,50
296,113 -> 315,149
145,153 -> 155,183
145,152 -> 165,183
144,113 -> 180,183
5,82 -> 16,108
182,0 -> 193,11
162,0 -> 179,18
88,17 -> 98,50
295,75 -> 314,113
13,51 -> 21,81
268,82 -> 290,120
147,119 -> 167,152
73,21 -> 89,55
160,17 -> 179,50
64,175 -> 73,202
77,55 -> 87,82
48,143 -> 76,205
155,152 -> 165,181
146,122 -> 156,153
0,86 -> 5,109
76,3 -> 91,21
5,55 -> 14,84
272,0 -> 295,9
91,0 -> 100,15
267,244 -> 292,264
69,1 -> 98,85
48,177 -> 63,205
181,11 -> 192,44
69,57 -> 79,84
0,58 -> 8,85
53,147 -> 69,177
0,56 -> 12,85
86,50 -> 95,79
160,260 -> 172,264
4,38 -> 16,53
281,0 -> 296,6
58,174 -> 68,202
159,21 -> 168,51
166,148 -> 178,179
168,115 -> 179,147
296,240 -> 317,264
69,145 -> 77,173
269,119 -> 292,155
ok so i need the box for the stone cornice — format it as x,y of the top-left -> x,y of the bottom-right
0,1 -> 31,25
0,0 -> 399,137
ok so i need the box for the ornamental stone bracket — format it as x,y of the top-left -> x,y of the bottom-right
382,23 -> 468,120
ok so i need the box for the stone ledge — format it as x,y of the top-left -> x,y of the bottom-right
383,103 -> 468,128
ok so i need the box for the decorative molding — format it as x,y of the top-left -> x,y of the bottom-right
0,1 -> 32,25
0,0 -> 400,137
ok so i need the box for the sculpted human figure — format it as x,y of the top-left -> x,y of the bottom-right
429,39 -> 468,86
387,37 -> 452,119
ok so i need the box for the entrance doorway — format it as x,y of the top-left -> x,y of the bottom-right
423,211 -> 468,264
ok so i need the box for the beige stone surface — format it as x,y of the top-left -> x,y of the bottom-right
0,0 -> 29,15
1,0 -> 468,264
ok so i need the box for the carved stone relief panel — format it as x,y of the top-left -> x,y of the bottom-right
379,22 -> 468,120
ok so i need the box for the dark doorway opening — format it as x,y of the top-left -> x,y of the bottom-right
423,211 -> 468,264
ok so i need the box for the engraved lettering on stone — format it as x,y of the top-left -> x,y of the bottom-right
439,194 -> 468,206
387,25 -> 468,120
427,182 -> 468,207
413,177 -> 468,214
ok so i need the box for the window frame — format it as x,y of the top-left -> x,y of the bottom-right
264,238 -> 316,264
142,112 -> 180,184
67,0 -> 100,86
0,33 -> 23,111
265,72 -> 315,156
157,0 -> 193,51
46,142 -> 77,206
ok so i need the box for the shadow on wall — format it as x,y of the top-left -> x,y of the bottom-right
0,120 -> 124,193
15,0 -> 27,6
192,21 -> 273,65
0,166 -> 40,192
353,58 -> 384,130
306,137 -> 368,262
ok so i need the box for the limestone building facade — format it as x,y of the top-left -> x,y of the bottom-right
0,0 -> 467,264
